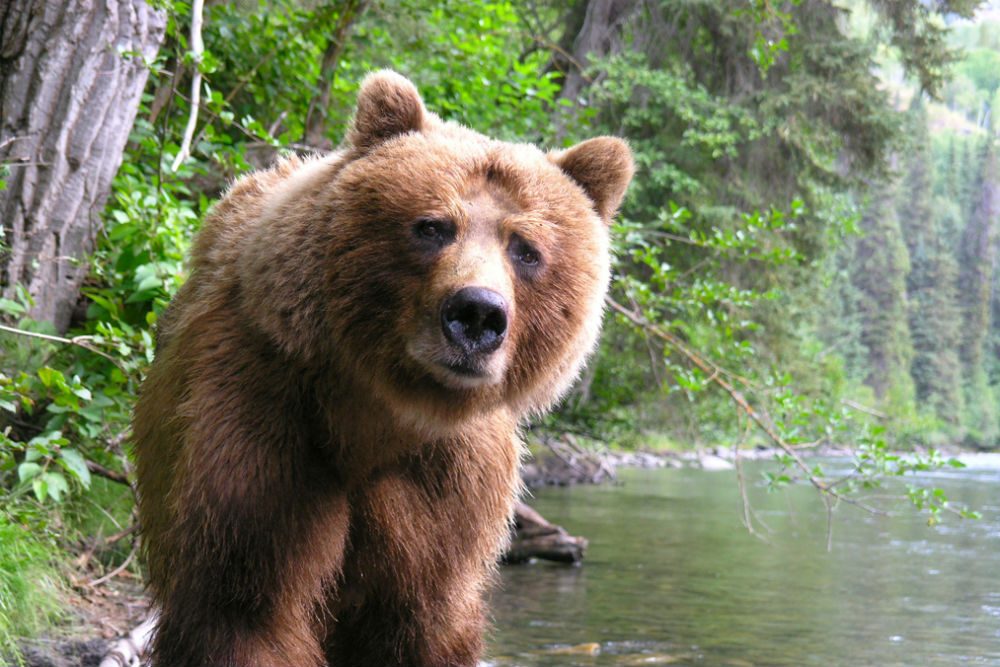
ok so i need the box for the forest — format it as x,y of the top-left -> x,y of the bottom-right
1,0 -> 999,665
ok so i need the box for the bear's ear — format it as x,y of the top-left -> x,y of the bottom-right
550,137 -> 635,222
348,70 -> 427,153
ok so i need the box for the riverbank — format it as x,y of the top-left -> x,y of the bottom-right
520,438 -> 982,488
518,440 -> 804,487
16,578 -> 149,667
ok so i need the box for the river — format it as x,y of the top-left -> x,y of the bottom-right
487,455 -> 1000,666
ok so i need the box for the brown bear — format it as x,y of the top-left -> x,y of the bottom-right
132,70 -> 633,667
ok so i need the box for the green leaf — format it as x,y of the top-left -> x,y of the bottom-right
0,298 -> 25,315
37,367 -> 62,388
136,274 -> 162,293
17,462 -> 42,483
43,472 -> 69,502
32,477 -> 48,502
58,449 -> 92,488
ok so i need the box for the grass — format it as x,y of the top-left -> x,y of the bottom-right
0,512 -> 65,666
62,476 -> 137,570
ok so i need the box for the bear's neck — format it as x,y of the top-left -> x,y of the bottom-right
308,364 -> 513,480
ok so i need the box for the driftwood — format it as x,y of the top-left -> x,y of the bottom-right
99,614 -> 156,667
521,434 -> 617,487
504,502 -> 588,564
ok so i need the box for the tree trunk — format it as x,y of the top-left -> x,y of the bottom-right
559,0 -> 638,103
303,0 -> 370,149
0,1 -> 166,332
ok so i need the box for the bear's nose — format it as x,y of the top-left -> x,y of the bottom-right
441,287 -> 508,355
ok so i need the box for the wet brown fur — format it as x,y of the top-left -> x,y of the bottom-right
133,71 -> 633,667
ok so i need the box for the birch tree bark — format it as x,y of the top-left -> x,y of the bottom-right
0,1 -> 166,331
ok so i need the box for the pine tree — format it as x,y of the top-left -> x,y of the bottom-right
910,206 -> 966,428
852,179 -> 916,413
899,104 -> 965,427
957,135 -> 999,446
939,137 -> 960,202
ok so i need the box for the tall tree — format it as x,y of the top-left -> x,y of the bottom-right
535,0 -> 984,438
853,181 -> 915,407
0,1 -> 165,331
899,103 -> 964,426
957,135 -> 999,444
553,0 -> 638,111
302,0 -> 370,148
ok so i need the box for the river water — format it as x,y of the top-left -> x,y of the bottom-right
487,456 -> 1000,666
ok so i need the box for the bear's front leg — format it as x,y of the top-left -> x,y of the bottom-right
153,583 -> 323,667
137,341 -> 352,667
326,442 -> 518,667
326,579 -> 486,667
148,481 -> 351,667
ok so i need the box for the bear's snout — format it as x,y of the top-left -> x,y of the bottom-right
441,287 -> 508,357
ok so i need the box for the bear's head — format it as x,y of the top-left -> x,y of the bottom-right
241,71 -> 633,433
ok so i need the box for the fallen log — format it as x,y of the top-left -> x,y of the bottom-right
503,502 -> 588,564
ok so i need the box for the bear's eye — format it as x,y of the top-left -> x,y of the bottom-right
509,234 -> 542,270
413,218 -> 455,248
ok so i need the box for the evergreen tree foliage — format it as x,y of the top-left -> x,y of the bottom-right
899,103 -> 965,428
918,199 -> 966,428
851,181 -> 916,411
957,135 -> 999,445
549,0 -> 933,440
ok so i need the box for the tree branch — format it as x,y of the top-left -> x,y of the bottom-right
87,539 -> 138,587
605,296 -> 887,522
171,0 -> 205,171
86,460 -> 131,486
0,323 -> 126,369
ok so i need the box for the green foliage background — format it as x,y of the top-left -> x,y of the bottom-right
0,0 -> 997,657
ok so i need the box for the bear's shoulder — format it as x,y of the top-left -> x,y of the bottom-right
190,153 -> 347,275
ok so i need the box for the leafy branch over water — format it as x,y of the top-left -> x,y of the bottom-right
606,295 -> 980,545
